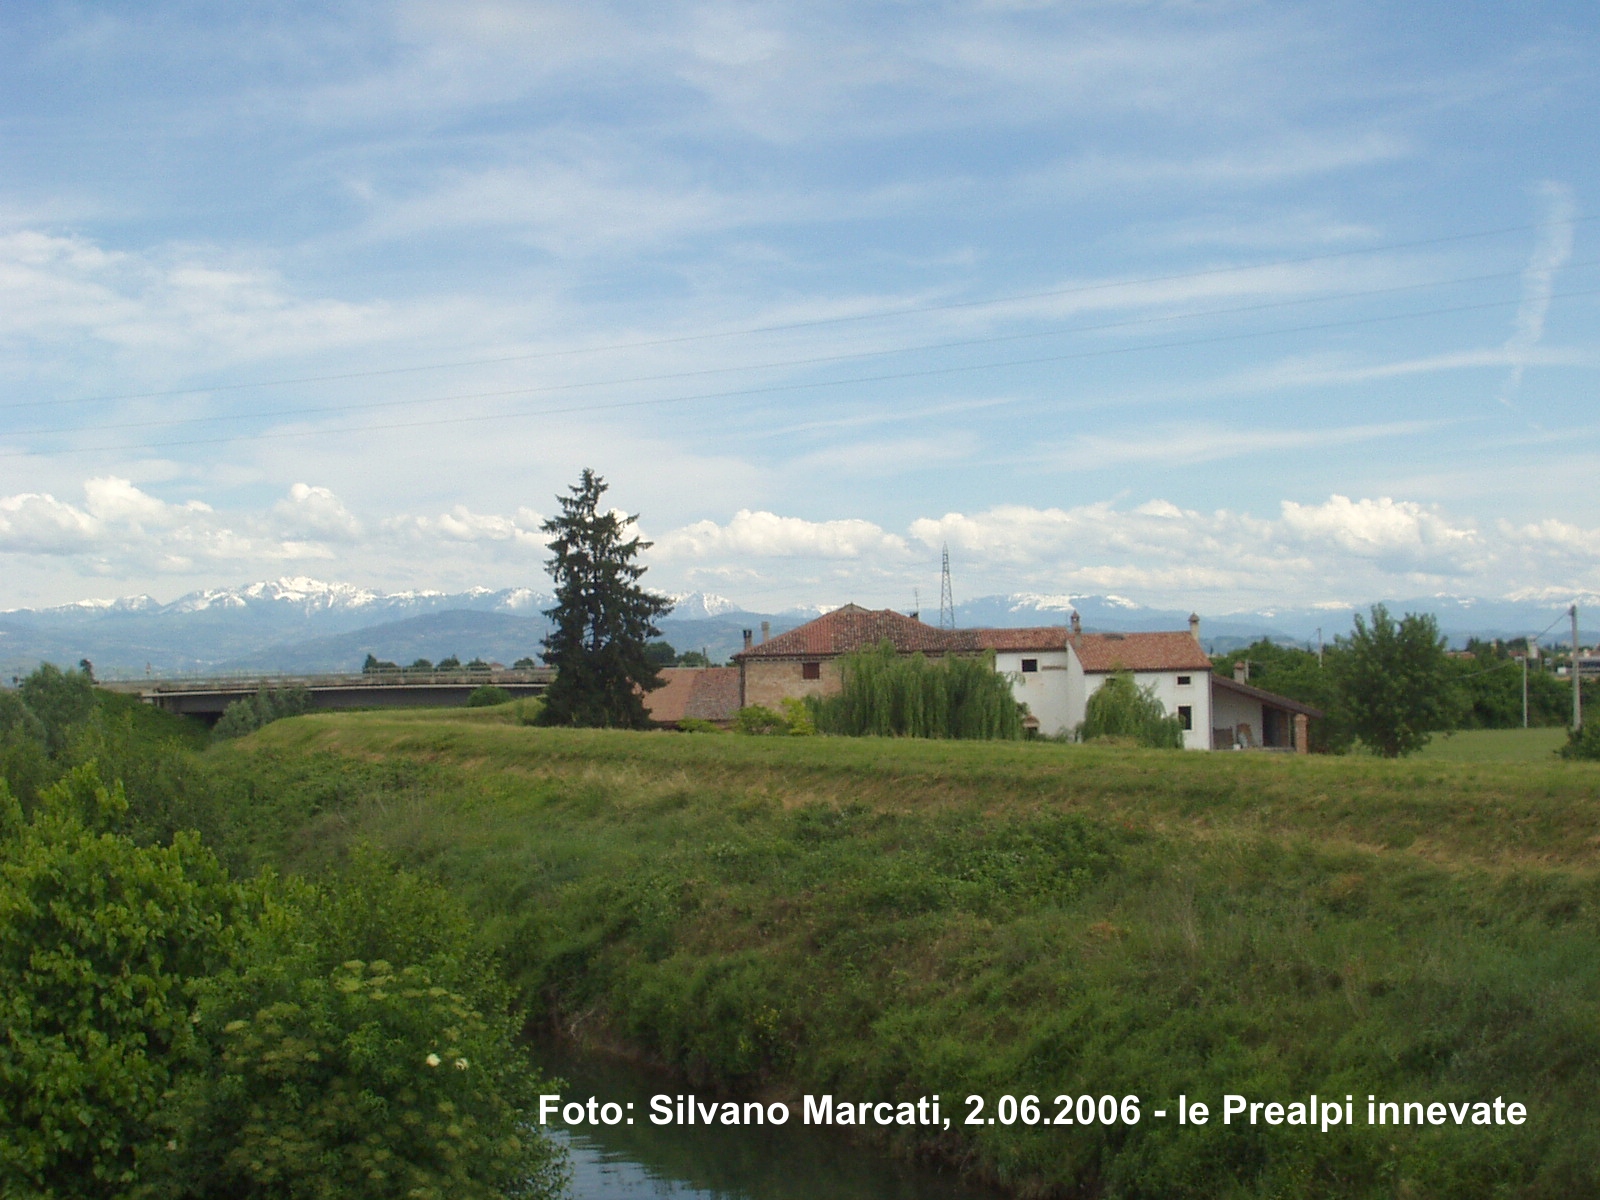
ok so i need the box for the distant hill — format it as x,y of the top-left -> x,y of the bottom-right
2,576 -> 1592,678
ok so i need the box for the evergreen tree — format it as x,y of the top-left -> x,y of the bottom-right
537,470 -> 672,728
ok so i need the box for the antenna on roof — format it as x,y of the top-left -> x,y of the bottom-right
912,587 -> 920,621
939,544 -> 956,630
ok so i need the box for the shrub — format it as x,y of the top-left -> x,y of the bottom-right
467,685 -> 514,707
779,696 -> 816,736
808,643 -> 1024,739
1559,722 -> 1600,761
732,705 -> 789,735
677,718 -> 723,733
0,768 -> 248,1196
0,779 -> 565,1200
1077,673 -> 1184,748
166,857 -> 565,1200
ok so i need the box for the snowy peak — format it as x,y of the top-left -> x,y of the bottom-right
174,577 -> 381,613
35,594 -> 160,615
494,588 -> 547,612
667,592 -> 742,620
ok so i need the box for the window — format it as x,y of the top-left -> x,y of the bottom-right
1021,658 -> 1038,673
1177,675 -> 1191,685
1177,705 -> 1192,730
802,661 -> 821,680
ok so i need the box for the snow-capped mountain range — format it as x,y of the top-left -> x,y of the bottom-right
1,577 -> 1593,678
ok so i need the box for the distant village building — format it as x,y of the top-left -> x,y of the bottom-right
728,604 -> 1320,751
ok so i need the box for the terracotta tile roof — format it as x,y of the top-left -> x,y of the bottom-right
735,604 -> 968,659
732,604 -> 1212,675
643,667 -> 742,724
973,626 -> 1073,652
1070,631 -> 1214,673
1211,674 -> 1324,718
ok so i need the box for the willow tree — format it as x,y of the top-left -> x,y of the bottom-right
537,470 -> 672,728
809,642 -> 1025,739
1077,673 -> 1185,748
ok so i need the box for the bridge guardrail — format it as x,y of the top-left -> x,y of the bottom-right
101,669 -> 555,694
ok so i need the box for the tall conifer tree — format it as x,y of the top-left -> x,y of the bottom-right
537,469 -> 672,727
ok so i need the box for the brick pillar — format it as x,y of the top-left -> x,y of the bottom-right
1294,712 -> 1310,754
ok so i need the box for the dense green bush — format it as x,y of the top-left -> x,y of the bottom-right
0,673 -> 564,1200
732,704 -> 789,735
0,767 -> 247,1196
162,855 -> 565,1200
809,643 -> 1025,739
467,685 -> 514,707
1077,673 -> 1184,748
1559,721 -> 1600,761
18,663 -> 96,754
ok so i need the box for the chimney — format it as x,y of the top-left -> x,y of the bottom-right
1070,611 -> 1082,635
1189,612 -> 1201,642
742,629 -> 753,652
761,621 -> 770,644
1234,661 -> 1249,683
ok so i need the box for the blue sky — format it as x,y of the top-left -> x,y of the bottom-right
2,1 -> 1598,615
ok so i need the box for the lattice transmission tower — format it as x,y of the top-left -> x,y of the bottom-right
938,543 -> 956,630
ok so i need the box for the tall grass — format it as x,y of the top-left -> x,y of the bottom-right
808,642 -> 1025,739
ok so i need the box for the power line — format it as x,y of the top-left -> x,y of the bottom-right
4,212 -> 1593,415
7,261 -> 1597,443
7,283 -> 1600,461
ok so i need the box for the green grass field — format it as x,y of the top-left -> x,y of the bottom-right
1417,726 -> 1570,762
207,709 -> 1600,1199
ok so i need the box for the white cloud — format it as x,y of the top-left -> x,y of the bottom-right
0,492 -> 101,555
1500,181 -> 1577,404
6,481 -> 1600,612
1279,495 -> 1478,560
400,504 -> 547,547
0,230 -> 393,368
274,483 -> 364,541
654,509 -> 910,560
0,477 -> 363,570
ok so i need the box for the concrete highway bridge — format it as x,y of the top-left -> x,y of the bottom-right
101,668 -> 554,722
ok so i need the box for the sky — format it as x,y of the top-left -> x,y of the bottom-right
2,0 -> 1598,616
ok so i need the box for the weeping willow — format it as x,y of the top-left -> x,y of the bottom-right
808,642 -> 1026,739
1077,672 -> 1185,749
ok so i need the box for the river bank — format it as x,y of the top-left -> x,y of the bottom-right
208,708 -> 1600,1198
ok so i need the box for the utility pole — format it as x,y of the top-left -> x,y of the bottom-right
1573,603 -> 1584,732
1316,627 -> 1323,667
939,544 -> 956,630
1522,649 -> 1528,729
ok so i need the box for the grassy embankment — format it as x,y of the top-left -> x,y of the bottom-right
208,708 -> 1600,1199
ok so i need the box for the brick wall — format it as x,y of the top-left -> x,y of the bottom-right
740,659 -> 842,709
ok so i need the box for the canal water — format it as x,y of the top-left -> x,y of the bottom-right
533,1041 -> 999,1200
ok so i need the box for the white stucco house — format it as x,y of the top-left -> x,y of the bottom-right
733,605 -> 1320,751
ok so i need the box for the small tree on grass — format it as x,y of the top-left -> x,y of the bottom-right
1077,673 -> 1185,748
809,643 -> 1025,739
1335,604 -> 1457,758
537,470 -> 672,728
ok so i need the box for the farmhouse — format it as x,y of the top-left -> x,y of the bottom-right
732,604 -> 1318,750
